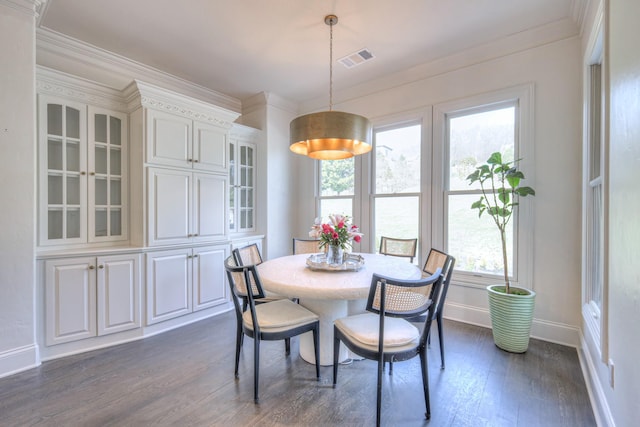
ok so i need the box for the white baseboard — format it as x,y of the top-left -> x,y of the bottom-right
443,301 -> 581,348
578,332 -> 615,427
0,344 -> 40,379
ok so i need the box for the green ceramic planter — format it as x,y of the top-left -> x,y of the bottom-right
487,284 -> 536,353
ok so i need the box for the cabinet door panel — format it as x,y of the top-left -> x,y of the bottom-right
38,96 -> 87,246
194,121 -> 227,173
146,109 -> 192,168
193,173 -> 227,242
193,246 -> 227,311
97,254 -> 141,335
148,168 -> 191,246
45,258 -> 96,345
146,249 -> 192,325
88,107 -> 128,243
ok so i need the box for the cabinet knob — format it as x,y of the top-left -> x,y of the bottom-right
90,172 -> 95,176
81,171 -> 87,176
193,233 -> 199,237
89,265 -> 95,270
193,159 -> 199,163
98,265 -> 104,269
187,158 -> 193,162
193,254 -> 199,258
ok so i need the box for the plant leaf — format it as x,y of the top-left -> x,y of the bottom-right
487,152 -> 502,165
516,186 -> 535,196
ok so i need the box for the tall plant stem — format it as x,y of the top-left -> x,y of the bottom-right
500,228 -> 510,294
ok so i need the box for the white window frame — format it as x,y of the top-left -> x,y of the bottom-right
370,120 -> 423,257
581,8 -> 608,363
432,84 -> 535,289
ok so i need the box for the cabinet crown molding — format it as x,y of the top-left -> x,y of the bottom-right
126,80 -> 241,129
36,66 -> 128,111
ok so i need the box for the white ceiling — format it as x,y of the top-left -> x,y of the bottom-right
37,0 -> 586,104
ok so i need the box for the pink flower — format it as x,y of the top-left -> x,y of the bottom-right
354,235 -> 361,243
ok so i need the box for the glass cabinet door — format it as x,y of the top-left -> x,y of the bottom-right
40,98 -> 87,245
229,140 -> 255,233
238,144 -> 254,231
88,107 -> 128,243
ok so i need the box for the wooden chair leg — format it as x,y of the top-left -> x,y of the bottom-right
254,337 -> 260,404
313,326 -> 320,380
376,354 -> 384,427
437,315 -> 445,369
419,349 -> 431,420
332,330 -> 340,387
234,327 -> 242,379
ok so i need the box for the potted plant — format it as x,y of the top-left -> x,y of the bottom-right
466,152 -> 536,353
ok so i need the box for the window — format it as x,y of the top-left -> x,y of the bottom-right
318,157 -> 354,221
434,85 -> 534,287
372,124 -> 422,259
311,86 -> 532,279
582,19 -> 606,359
447,105 -> 517,277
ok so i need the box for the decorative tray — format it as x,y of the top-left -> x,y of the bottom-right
306,253 -> 365,271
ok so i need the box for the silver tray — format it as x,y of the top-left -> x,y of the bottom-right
306,253 -> 365,271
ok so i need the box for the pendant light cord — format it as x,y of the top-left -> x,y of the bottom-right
329,18 -> 334,111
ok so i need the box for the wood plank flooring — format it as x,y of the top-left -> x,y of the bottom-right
0,312 -> 595,426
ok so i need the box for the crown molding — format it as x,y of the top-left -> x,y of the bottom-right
0,0 -> 42,16
570,0 -> 590,37
36,27 -> 242,114
36,65 -> 128,111
300,16 -> 581,113
124,80 -> 240,129
242,91 -> 297,116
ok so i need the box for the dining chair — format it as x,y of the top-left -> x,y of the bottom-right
379,236 -> 418,263
422,248 -> 456,369
234,243 -> 264,266
333,269 -> 444,425
292,238 -> 323,255
224,255 -> 320,403
233,244 -> 290,308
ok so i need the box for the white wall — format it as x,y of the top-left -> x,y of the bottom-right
604,0 -> 640,425
0,0 -> 38,377
297,37 -> 584,345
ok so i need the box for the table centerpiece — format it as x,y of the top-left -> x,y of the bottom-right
309,214 -> 363,266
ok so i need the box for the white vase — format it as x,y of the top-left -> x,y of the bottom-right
327,244 -> 344,265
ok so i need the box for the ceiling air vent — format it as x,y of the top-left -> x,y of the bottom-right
338,48 -> 375,69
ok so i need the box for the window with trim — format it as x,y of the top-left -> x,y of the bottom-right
435,86 -> 534,287
372,124 -> 421,259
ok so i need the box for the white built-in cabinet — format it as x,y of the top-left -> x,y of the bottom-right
38,95 -> 128,247
144,108 -> 229,246
146,245 -> 228,325
147,168 -> 227,246
146,109 -> 227,173
44,253 -> 141,345
36,71 -> 244,357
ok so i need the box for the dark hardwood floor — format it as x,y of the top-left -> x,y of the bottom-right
0,311 -> 595,426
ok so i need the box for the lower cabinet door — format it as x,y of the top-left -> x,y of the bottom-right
45,257 -> 97,346
97,254 -> 141,335
192,245 -> 228,311
146,248 -> 192,325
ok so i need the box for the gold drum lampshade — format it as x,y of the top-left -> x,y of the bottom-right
289,110 -> 372,160
289,14 -> 373,160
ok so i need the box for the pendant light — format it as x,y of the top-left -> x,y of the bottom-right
289,14 -> 372,160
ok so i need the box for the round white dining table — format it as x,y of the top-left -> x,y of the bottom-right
257,253 -> 422,365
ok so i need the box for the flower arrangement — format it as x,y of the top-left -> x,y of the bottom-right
309,214 -> 363,250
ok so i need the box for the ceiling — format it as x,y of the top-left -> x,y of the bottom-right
37,0 -> 587,105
